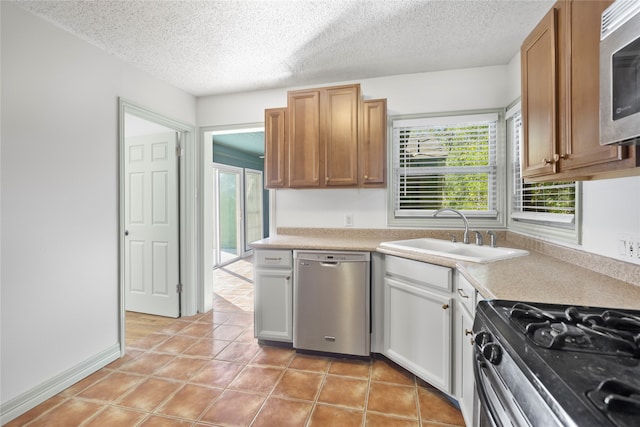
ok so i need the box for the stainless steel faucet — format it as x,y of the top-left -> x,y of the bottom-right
473,230 -> 484,246
433,208 -> 470,244
487,230 -> 497,248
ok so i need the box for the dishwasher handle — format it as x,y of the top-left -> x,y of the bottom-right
320,261 -> 340,267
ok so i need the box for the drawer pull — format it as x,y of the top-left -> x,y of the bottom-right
442,304 -> 450,310
457,288 -> 469,299
264,257 -> 282,261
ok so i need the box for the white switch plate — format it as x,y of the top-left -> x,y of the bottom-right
344,213 -> 353,227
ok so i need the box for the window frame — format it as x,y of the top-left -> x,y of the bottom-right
506,101 -> 582,244
387,109 -> 508,229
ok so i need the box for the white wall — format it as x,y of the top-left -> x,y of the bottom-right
198,66 -> 512,230
0,2 -> 196,415
198,59 -> 640,263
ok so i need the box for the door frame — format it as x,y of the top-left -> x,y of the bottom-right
199,123 -> 272,313
118,99 -> 198,354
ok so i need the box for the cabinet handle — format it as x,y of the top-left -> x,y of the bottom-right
465,329 -> 473,336
560,154 -> 569,160
543,153 -> 560,164
457,288 -> 469,299
469,337 -> 475,346
286,276 -> 291,280
264,257 -> 282,261
442,304 -> 450,310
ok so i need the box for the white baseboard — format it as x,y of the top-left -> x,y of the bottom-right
0,343 -> 121,424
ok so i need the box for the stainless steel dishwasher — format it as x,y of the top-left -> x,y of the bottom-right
293,250 -> 370,356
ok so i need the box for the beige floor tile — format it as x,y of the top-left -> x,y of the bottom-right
317,375 -> 368,410
117,378 -> 182,411
77,372 -> 144,402
308,404 -> 364,427
250,397 -> 313,427
26,398 -> 103,427
156,384 -> 223,420
228,365 -> 283,394
11,257 -> 465,427
272,369 -> 324,401
367,382 -> 418,420
200,389 -> 265,426
83,406 -> 147,426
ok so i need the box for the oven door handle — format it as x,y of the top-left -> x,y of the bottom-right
474,352 -> 531,427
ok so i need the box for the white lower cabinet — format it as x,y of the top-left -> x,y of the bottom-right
383,256 -> 453,394
456,300 -> 476,426
455,273 -> 479,427
254,249 -> 293,342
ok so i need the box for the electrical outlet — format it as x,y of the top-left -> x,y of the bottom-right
344,213 -> 353,227
617,234 -> 640,263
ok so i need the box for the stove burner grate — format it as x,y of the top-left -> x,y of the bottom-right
508,303 -> 640,357
587,378 -> 640,427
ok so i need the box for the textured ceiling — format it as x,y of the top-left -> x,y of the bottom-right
14,0 -> 554,97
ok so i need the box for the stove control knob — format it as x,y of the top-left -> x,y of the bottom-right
474,331 -> 492,348
482,343 -> 502,365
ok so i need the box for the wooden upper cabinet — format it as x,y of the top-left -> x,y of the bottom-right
521,7 -> 558,178
264,83 -> 387,189
264,108 -> 288,188
288,89 -> 321,187
360,99 -> 387,187
559,0 -> 623,172
324,85 -> 360,187
521,0 -> 638,182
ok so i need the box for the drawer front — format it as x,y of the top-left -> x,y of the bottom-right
456,274 -> 477,315
255,249 -> 293,269
385,255 -> 451,292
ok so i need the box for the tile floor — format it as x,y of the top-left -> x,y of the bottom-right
6,258 -> 466,427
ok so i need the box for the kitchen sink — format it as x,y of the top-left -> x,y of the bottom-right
379,238 -> 529,263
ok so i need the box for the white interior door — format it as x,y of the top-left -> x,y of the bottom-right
125,131 -> 180,318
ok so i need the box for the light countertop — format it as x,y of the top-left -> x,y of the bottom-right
251,229 -> 640,311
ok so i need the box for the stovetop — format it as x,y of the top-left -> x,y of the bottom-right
476,300 -> 640,427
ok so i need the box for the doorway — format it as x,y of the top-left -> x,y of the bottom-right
213,163 -> 243,266
200,124 -> 270,313
119,99 -> 197,354
212,164 -> 265,268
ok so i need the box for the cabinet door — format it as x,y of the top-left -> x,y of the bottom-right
324,85 -> 360,186
264,108 -> 287,188
360,99 -> 387,187
254,269 -> 293,342
521,7 -> 558,178
384,276 -> 452,393
457,303 -> 476,427
288,89 -> 321,187
560,0 -> 622,171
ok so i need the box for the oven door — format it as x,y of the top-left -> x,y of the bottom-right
600,1 -> 640,145
473,347 -> 530,427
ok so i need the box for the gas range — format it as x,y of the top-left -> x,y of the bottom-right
473,300 -> 640,427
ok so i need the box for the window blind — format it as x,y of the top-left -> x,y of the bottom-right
511,112 -> 575,224
392,113 -> 498,218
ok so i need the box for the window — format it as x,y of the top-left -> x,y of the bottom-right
390,111 -> 502,226
510,109 -> 579,241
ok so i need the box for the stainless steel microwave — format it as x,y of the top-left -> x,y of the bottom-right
600,0 -> 640,145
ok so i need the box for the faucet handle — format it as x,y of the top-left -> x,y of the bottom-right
473,230 -> 483,246
487,230 -> 497,248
